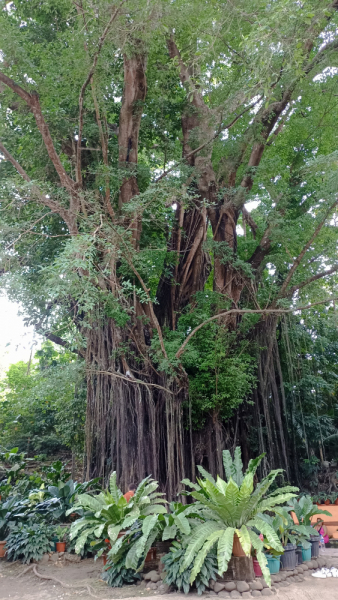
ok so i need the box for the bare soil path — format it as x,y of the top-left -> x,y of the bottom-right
1,550 -> 338,600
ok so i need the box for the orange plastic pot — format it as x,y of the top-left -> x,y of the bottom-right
232,533 -> 247,557
56,542 -> 66,552
0,541 -> 6,558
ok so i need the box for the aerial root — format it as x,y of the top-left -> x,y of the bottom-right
17,563 -> 99,598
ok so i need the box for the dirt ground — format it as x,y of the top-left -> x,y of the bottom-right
1,551 -> 338,600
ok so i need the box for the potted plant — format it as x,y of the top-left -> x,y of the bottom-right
67,473 -> 167,564
177,447 -> 298,586
330,493 -> 338,506
288,496 -> 331,560
55,525 -> 69,552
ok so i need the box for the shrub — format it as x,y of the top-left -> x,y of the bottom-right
180,447 -> 298,585
6,521 -> 53,563
102,554 -> 141,587
162,541 -> 217,595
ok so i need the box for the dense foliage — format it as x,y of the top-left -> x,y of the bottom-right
0,342 -> 85,456
1,0 -> 338,492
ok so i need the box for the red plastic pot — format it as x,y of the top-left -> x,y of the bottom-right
253,558 -> 263,577
56,542 -> 66,552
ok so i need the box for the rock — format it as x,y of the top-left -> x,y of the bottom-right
236,581 -> 250,593
293,576 -> 301,582
208,591 -> 217,596
49,553 -> 59,562
251,592 -> 262,598
160,584 -> 170,593
38,554 -> 50,564
250,581 -> 263,591
272,583 -> 279,589
271,587 -> 277,594
218,592 -> 231,599
209,579 -> 216,589
302,564 -> 309,571
64,552 -> 81,563
306,561 -> 314,569
230,592 -> 241,599
312,560 -> 318,569
224,582 -> 237,592
214,583 -> 225,593
144,570 -> 158,581
160,572 -> 166,580
261,589 -> 273,597
271,575 -> 281,583
242,592 -> 252,599
317,558 -> 325,568
148,582 -> 158,590
259,579 -> 269,589
150,572 -> 161,583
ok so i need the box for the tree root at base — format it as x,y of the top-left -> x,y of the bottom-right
16,564 -> 99,598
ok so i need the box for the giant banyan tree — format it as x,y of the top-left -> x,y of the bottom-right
1,0 -> 338,496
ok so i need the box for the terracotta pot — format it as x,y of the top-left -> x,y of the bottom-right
145,547 -> 157,562
0,541 -> 6,558
334,499 -> 338,506
232,533 -> 247,557
56,542 -> 66,552
324,499 -> 331,505
102,554 -> 108,566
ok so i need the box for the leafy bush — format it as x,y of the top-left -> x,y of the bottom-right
35,478 -> 99,522
162,541 -> 217,595
181,447 -> 298,585
258,509 -> 311,552
102,554 -> 141,587
288,495 -> 331,526
6,521 -> 53,563
68,473 -> 166,561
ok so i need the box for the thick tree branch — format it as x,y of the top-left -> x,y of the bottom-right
277,199 -> 338,298
175,297 -> 338,359
286,264 -> 338,297
155,101 -> 260,183
76,1 -> 125,186
0,141 -> 75,230
0,72 -> 79,232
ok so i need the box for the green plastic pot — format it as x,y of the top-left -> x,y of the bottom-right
51,535 -> 59,552
266,555 -> 281,574
302,546 -> 312,562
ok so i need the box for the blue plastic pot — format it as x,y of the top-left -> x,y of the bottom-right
266,555 -> 281,574
302,546 -> 312,562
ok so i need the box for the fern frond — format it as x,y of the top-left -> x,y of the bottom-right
222,449 -> 233,482
236,525 -> 251,555
217,527 -> 235,575
190,531 -> 223,583
197,465 -> 216,485
233,447 -> 244,486
181,521 -> 221,571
